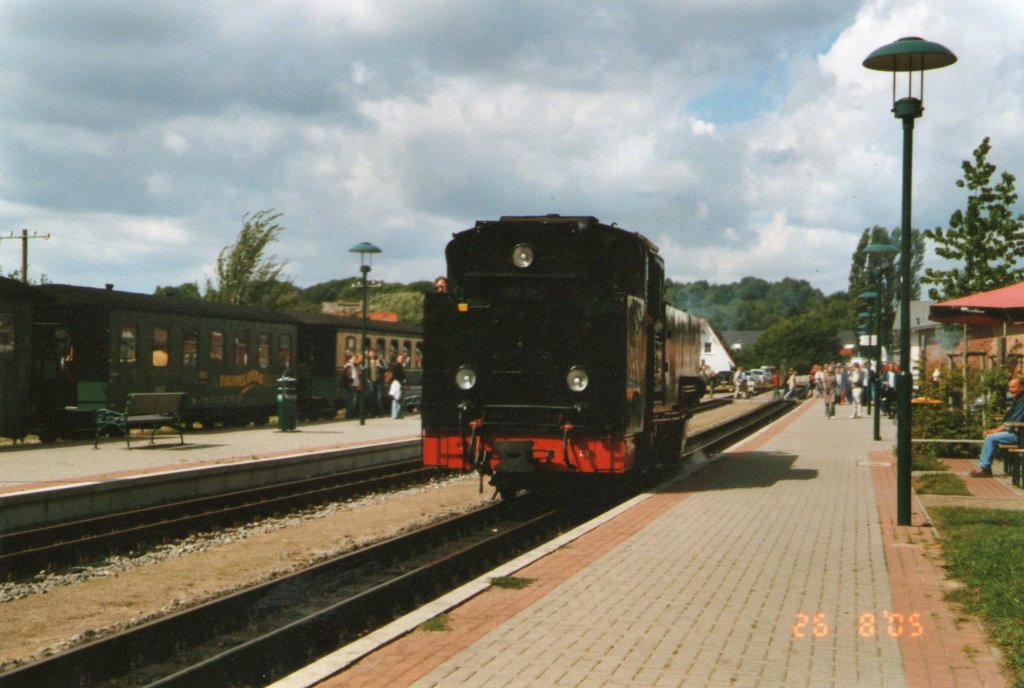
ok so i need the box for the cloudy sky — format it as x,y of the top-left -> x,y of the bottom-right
0,0 -> 1020,297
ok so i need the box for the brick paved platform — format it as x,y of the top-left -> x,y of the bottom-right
285,398 -> 1014,688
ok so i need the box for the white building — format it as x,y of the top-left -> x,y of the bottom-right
699,319 -> 735,374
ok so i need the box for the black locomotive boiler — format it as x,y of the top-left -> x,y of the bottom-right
422,215 -> 705,498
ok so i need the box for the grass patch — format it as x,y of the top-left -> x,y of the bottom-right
419,614 -> 452,632
490,576 -> 534,589
913,472 -> 971,496
932,507 -> 1024,684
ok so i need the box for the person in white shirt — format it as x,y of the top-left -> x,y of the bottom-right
387,370 -> 403,419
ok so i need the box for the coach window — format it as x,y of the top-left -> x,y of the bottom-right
402,340 -> 411,362
152,327 -> 169,367
119,325 -> 138,365
210,330 -> 224,364
234,333 -> 249,367
390,339 -> 398,361
182,329 -> 198,367
414,342 -> 423,369
279,334 -> 291,367
345,335 -> 355,356
0,313 -> 14,354
258,333 -> 271,368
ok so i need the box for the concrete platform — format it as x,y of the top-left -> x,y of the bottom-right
0,415 -> 422,495
294,398 -> 1012,688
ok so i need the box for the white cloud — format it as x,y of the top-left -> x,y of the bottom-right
0,0 -> 1021,301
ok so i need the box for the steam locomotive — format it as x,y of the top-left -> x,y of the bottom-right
421,215 -> 704,499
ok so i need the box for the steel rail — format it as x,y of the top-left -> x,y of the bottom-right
0,458 -> 428,579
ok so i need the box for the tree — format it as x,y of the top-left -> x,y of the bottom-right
922,137 -> 1024,300
154,282 -> 201,300
204,210 -> 301,309
848,225 -> 924,350
750,311 -> 842,372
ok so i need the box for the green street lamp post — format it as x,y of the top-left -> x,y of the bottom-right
864,243 -> 899,441
349,241 -> 382,426
864,37 -> 956,526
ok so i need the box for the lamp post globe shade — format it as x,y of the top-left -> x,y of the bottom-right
864,243 -> 899,254
349,241 -> 382,257
863,37 -> 957,72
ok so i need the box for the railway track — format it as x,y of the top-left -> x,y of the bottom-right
0,399 -> 793,688
2,397 -> 735,581
0,459 -> 432,580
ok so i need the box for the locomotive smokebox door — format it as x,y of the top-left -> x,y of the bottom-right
494,441 -> 535,472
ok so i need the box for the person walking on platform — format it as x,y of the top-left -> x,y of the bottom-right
848,362 -> 865,418
783,368 -> 798,400
821,365 -> 837,419
971,376 -> 1024,477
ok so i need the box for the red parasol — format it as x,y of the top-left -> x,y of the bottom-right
928,281 -> 1024,325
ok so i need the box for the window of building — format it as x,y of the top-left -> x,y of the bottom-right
183,330 -> 198,367
234,332 -> 249,367
704,342 -> 712,354
120,325 -> 138,365
152,327 -> 169,367
0,313 -> 14,354
258,333 -> 271,368
279,334 -> 291,367
210,330 -> 224,363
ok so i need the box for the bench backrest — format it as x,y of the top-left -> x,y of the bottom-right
126,392 -> 187,416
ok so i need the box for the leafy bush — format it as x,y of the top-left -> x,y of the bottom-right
912,367 -> 1012,461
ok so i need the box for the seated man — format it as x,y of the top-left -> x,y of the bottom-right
971,376 -> 1024,477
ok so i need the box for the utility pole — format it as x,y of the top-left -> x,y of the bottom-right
0,229 -> 51,283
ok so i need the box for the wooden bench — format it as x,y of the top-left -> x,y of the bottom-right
1003,422 -> 1024,487
94,392 -> 187,449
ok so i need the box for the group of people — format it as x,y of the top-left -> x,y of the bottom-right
342,350 -> 408,420
810,362 -> 868,419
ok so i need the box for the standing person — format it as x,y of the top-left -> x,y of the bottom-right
971,377 -> 1024,477
882,364 -> 897,418
772,369 -> 781,399
848,362 -> 865,418
821,365 -> 837,419
343,353 -> 364,420
387,369 -> 403,419
391,353 -> 408,386
784,368 -> 798,400
365,349 -> 387,417
732,367 -> 746,399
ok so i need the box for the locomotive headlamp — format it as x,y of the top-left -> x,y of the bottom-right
511,243 -> 534,269
566,366 -> 589,392
455,365 -> 478,390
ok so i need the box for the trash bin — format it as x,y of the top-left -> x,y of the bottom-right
277,368 -> 297,431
